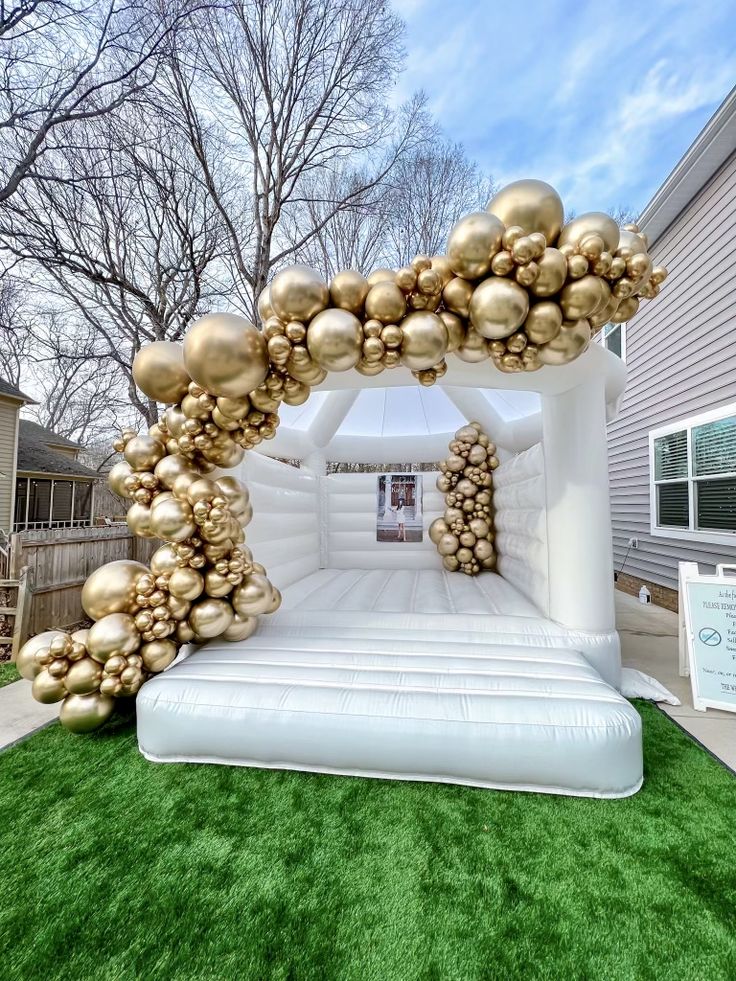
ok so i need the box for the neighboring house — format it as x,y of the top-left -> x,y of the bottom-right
608,86 -> 736,609
0,377 -> 34,534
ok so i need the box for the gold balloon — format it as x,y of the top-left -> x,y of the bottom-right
150,543 -> 180,577
168,566 -> 205,601
560,275 -> 606,320
108,461 -> 134,499
469,278 -> 529,339
589,292 -> 620,329
610,296 -> 639,323
16,630 -> 66,681
132,341 -> 190,405
270,265 -> 329,323
430,255 -> 454,289
222,614 -> 259,642
149,497 -> 196,542
64,657 -> 103,695
439,311 -> 466,353
189,598 -> 234,639
141,639 -> 178,673
257,284 -> 275,323
429,518 -> 449,544
364,282 -> 407,324
60,692 -> 115,733
183,313 -> 269,398
32,669 -> 68,703
306,308 -> 363,372
487,179 -> 564,243
87,613 -> 141,663
524,302 -> 563,344
537,319 -> 592,366
474,539 -> 494,562
126,502 -> 154,539
438,533 -> 460,556
232,574 -> 274,616
443,277 -> 474,318
616,228 -> 647,258
558,212 -> 620,255
447,212 -> 504,280
530,248 -> 567,297
366,268 -> 395,287
124,435 -> 166,472
81,560 -> 148,620
455,328 -> 490,363
329,269 -> 370,314
399,312 -> 449,370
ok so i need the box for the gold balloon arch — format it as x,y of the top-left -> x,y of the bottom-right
16,179 -> 668,733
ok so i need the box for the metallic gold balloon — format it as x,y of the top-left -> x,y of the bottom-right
270,265 -> 329,323
32,669 -> 68,703
108,461 -> 134,499
222,614 -> 259,642
430,255 -> 454,288
524,302 -> 563,344
455,328 -> 490,363
257,284 -> 275,323
560,275 -> 606,320
81,560 -> 148,620
306,308 -> 363,372
366,268 -> 395,287
439,311 -> 467,353
447,212 -> 504,280
189,598 -> 234,639
17,630 -> 67,681
616,228 -> 647,258
537,319 -> 592,365
149,544 -> 179,578
589,293 -> 620,329
610,296 -> 639,323
474,539 -> 494,561
469,278 -> 529,339
558,212 -> 620,254
183,313 -> 269,398
124,435 -> 166,472
87,613 -> 141,663
168,566 -> 205,601
438,533 -> 460,556
232,574 -> 273,616
60,692 -> 115,733
126,502 -> 154,539
149,497 -> 196,542
141,639 -> 177,673
399,312 -> 449,370
64,657 -> 103,695
529,248 -> 567,297
429,518 -> 449,544
364,282 -> 406,325
329,270 -> 370,314
132,341 -> 190,405
487,179 -> 563,244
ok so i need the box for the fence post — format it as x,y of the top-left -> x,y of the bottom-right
8,533 -> 23,581
10,566 -> 33,660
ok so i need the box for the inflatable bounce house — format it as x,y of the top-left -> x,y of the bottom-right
16,180 -> 668,798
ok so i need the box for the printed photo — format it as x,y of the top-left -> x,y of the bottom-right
376,474 -> 423,543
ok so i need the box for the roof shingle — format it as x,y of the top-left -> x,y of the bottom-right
17,420 -> 97,479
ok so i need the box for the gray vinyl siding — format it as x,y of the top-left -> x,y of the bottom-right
0,397 -> 19,532
608,148 -> 736,590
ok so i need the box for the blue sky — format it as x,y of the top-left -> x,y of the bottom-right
391,0 -> 736,215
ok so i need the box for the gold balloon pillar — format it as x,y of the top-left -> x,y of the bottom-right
429,424 -> 498,575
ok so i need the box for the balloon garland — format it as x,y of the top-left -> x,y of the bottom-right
429,423 -> 498,575
15,179 -> 668,733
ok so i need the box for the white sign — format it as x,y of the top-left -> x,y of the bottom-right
680,562 -> 736,714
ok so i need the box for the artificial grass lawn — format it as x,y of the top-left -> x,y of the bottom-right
0,660 -> 19,687
1,703 -> 734,981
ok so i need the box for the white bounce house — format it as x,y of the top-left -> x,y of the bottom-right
138,343 -> 643,798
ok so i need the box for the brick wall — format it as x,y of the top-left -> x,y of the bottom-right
615,571 -> 678,612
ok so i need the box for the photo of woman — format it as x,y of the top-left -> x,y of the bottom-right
376,476 -> 423,543
393,497 -> 406,542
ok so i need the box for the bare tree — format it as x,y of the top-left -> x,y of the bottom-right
0,274 -> 34,384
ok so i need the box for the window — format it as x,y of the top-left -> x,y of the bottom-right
598,322 -> 626,361
649,404 -> 736,546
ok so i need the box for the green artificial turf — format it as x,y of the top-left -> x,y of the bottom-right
1,702 -> 734,981
0,660 -> 19,687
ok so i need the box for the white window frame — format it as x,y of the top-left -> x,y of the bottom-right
649,402 -> 736,548
597,321 -> 626,362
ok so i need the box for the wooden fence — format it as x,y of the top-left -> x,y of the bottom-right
9,526 -> 157,640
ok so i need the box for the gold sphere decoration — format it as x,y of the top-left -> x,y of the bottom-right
150,543 -> 180,577
270,264 -> 329,323
537,319 -> 592,366
126,502 -> 154,539
455,328 -> 490,363
560,275 -> 606,320
447,212 -> 504,280
558,212 -> 620,255
232,574 -> 273,616
487,179 -> 564,243
530,248 -> 567,297
469,278 -> 529,339
64,657 -> 103,695
17,630 -> 66,681
329,269 -> 370,314
132,341 -> 190,405
222,614 -> 259,642
87,613 -> 141,663
399,312 -> 449,370
257,284 -> 275,323
366,268 -> 395,287
443,277 -> 474,318
183,313 -> 269,399
439,311 -> 467,353
168,566 -> 205,601
108,461 -> 134,499
32,669 -> 68,703
149,496 -> 196,542
189,598 -> 234,639
124,435 -> 166,472
524,302 -> 563,344
81,560 -> 149,621
60,692 -> 115,733
306,308 -> 363,372
141,639 -> 178,673
364,282 -> 407,325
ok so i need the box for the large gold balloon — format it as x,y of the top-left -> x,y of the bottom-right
168,566 -> 205,601
366,268 -> 395,286
126,502 -> 154,539
530,248 -> 567,297
189,598 -> 234,639
64,657 -> 103,695
447,212 -> 504,280
222,614 -> 259,642
108,461 -> 134,499
232,574 -> 273,616
364,282 -> 406,324
183,313 -> 269,398
150,543 -> 180,577
560,275 -> 606,320
399,312 -> 449,370
558,212 -> 620,255
124,435 -> 166,472
524,302 -> 563,344
429,517 -> 449,544
60,692 -> 115,733
329,269 -> 370,314
487,179 -> 564,243
141,639 -> 178,672
81,560 -> 148,620
537,319 -> 592,365
87,613 -> 141,663
443,277 -> 474,318
16,630 -> 66,681
270,265 -> 329,323
32,669 -> 68,703
306,308 -> 363,372
132,341 -> 190,405
469,278 -> 529,339
149,496 -> 196,542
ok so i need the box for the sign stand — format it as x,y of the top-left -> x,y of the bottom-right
680,562 -> 736,714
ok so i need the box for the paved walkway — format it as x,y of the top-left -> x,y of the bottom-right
2,592 -> 734,769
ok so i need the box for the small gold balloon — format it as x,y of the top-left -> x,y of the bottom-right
429,518 -> 449,544
524,302 -> 563,344
108,461 -> 134,499
364,282 -> 407,325
87,613 -> 141,663
430,255 -> 454,288
124,435 -> 166,472
469,278 -> 529,339
169,566 -> 205,601
81,560 -> 148,620
126,502 -> 155,539
616,228 -> 647,258
442,277 -> 474,318
222,614 -> 259,642
32,668 -> 68,703
306,308 -> 363,372
455,328 -> 490,363
589,292 -> 621,329
399,312 -> 449,370
140,639 -> 178,672
530,248 -> 567,297
558,212 -> 620,255
474,539 -> 494,562
446,212 -> 504,280
183,313 -> 269,399
257,284 -> 275,323
443,555 -> 460,572
560,275 -> 605,321
439,311 -> 467,353
366,268 -> 395,287
60,692 -> 115,733
17,630 -> 67,681
329,269 -> 370,314
610,296 -> 639,323
270,264 -> 329,323
132,341 -> 190,405
537,319 -> 592,366
189,598 -> 234,639
232,574 -> 274,616
438,533 -> 460,556
149,497 -> 196,542
487,179 -> 564,243
64,657 -> 103,695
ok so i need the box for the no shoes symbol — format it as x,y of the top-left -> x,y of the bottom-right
699,627 -> 722,647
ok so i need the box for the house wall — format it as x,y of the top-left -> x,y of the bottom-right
608,148 -> 736,593
0,396 -> 20,533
